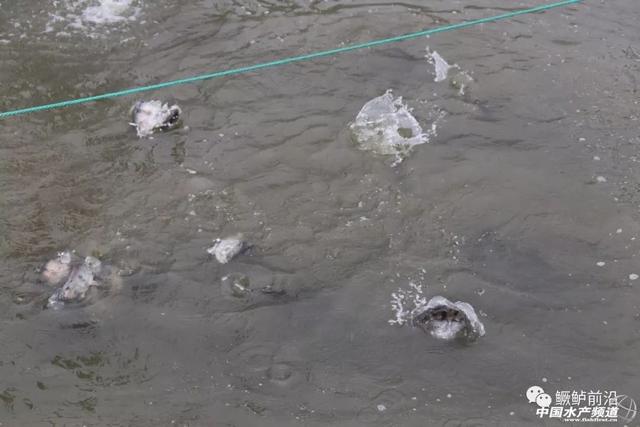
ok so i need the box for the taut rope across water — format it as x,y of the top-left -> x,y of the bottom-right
0,0 -> 582,120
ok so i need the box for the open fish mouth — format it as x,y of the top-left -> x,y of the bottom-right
415,306 -> 466,323
411,296 -> 485,341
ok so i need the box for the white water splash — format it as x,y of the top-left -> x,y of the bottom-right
389,282 -> 426,325
350,90 -> 442,166
82,0 -> 140,24
45,0 -> 142,37
426,49 -> 452,82
425,47 -> 474,95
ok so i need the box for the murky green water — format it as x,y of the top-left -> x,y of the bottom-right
1,1 -> 640,426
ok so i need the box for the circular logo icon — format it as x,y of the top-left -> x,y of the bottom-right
617,395 -> 637,423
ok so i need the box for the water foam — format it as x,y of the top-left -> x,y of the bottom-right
44,0 -> 142,38
82,0 -> 139,24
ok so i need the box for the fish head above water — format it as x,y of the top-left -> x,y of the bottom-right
130,100 -> 182,137
58,266 -> 94,301
49,257 -> 103,307
411,296 -> 485,341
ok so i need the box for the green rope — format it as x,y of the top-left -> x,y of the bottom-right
0,0 -> 581,120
